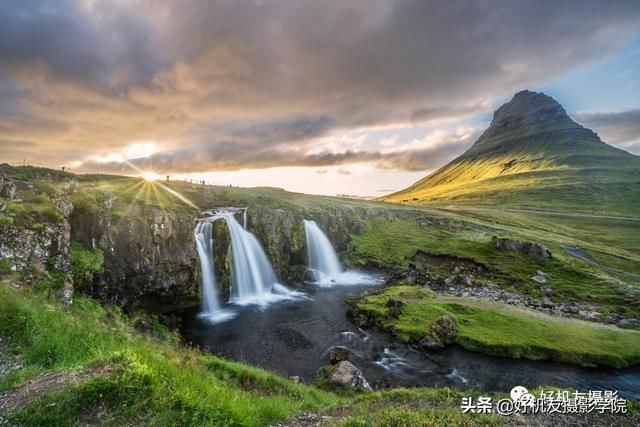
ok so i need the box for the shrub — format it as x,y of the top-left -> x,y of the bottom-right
0,258 -> 13,275
71,192 -> 100,215
69,242 -> 104,286
0,214 -> 14,226
33,179 -> 56,196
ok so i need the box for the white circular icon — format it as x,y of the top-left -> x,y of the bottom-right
510,386 -> 529,402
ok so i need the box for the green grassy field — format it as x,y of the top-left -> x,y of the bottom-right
0,275 -> 504,426
345,217 -> 640,318
355,286 -> 640,368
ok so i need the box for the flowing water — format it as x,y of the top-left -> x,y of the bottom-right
194,222 -> 235,322
190,212 -> 640,398
304,219 -> 343,277
303,219 -> 376,286
180,282 -> 640,399
194,210 -> 302,321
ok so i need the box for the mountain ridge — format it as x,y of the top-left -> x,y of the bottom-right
382,90 -> 640,215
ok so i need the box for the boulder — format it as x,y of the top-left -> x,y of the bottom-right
528,243 -> 550,261
328,346 -> 350,364
618,319 -> 640,329
531,274 -> 547,284
419,315 -> 457,350
492,236 -> 550,261
289,375 -> 303,384
492,236 -> 523,251
326,361 -> 372,392
303,268 -> 320,283
542,297 -> 554,308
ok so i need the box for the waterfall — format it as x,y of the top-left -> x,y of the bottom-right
195,209 -> 302,311
304,220 -> 343,278
194,221 -> 235,322
304,219 -> 381,287
223,213 -> 280,304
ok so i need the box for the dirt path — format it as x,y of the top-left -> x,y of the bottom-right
561,245 -> 640,279
0,365 -> 113,414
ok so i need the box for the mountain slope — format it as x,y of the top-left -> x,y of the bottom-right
383,90 -> 640,215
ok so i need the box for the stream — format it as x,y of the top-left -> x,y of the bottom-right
179,280 -> 640,400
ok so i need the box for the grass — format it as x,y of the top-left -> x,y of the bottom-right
355,286 -> 640,368
0,278 -> 505,426
382,111 -> 640,217
0,281 -> 340,426
69,241 -> 104,288
345,218 -> 640,318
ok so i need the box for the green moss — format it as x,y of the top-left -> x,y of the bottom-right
69,242 -> 104,287
356,286 -> 640,368
4,195 -> 64,227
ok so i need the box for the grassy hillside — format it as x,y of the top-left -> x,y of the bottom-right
383,91 -> 640,216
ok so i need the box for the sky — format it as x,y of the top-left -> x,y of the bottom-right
1,0 -> 639,197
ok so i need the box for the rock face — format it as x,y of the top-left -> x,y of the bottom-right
0,174 -> 17,200
419,315 -> 457,350
326,361 -> 372,392
492,236 -> 550,261
0,193 -> 72,273
70,198 -> 199,307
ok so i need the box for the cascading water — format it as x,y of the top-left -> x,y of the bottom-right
222,213 -> 280,304
304,219 -> 343,278
195,209 -> 303,313
304,219 -> 381,286
194,221 -> 235,322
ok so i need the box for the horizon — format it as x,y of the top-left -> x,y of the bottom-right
1,1 -> 639,197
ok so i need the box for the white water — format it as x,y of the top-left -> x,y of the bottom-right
304,219 -> 379,286
194,210 -> 303,318
304,220 -> 343,276
193,222 -> 236,323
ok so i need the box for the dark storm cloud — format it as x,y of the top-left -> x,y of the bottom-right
575,110 -> 640,154
0,0 -> 639,171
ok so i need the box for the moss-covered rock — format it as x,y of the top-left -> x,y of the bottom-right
419,315 -> 457,350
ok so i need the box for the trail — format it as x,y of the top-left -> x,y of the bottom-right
561,245 -> 640,279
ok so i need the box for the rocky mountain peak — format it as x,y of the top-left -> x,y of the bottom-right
474,90 -> 580,145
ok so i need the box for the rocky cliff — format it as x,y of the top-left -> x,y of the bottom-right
0,168 -> 410,310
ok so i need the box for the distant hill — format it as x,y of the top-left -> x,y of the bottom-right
382,90 -> 640,215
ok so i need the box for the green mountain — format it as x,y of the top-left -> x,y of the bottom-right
383,90 -> 640,215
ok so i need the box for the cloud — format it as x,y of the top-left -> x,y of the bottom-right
80,124 -> 481,173
575,109 -> 640,154
0,0 -> 639,172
